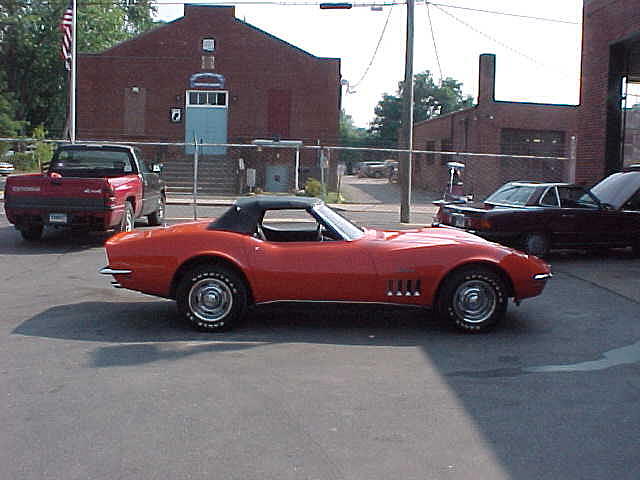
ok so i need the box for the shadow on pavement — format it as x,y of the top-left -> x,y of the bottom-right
0,221 -> 153,255
12,300 -> 537,368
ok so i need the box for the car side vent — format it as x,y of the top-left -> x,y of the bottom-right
387,279 -> 421,297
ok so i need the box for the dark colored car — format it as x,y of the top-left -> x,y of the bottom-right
434,171 -> 640,257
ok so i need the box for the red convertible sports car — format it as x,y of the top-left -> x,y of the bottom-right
100,196 -> 551,333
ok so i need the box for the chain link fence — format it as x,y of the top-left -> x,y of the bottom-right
0,137 -> 573,204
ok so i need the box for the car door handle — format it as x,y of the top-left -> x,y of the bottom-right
254,246 -> 264,255
560,214 -> 575,218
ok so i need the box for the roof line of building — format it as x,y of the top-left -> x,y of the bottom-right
233,16 -> 339,62
90,4 -> 339,63
413,104 -> 477,127
493,99 -> 579,108
413,98 -> 579,128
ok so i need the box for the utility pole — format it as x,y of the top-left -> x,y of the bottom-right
70,0 -> 77,143
400,0 -> 415,223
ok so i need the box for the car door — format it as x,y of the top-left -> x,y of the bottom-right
247,209 -> 377,302
134,149 -> 162,215
551,186 -> 615,246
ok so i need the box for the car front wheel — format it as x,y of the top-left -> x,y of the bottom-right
437,266 -> 508,332
176,265 -> 247,332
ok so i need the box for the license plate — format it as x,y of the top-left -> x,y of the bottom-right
450,213 -> 465,227
49,213 -> 68,224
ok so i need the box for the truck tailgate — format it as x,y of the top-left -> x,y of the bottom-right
6,175 -> 110,210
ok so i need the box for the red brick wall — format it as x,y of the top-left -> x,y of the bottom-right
412,55 -> 577,197
577,0 -> 640,185
77,5 -> 340,148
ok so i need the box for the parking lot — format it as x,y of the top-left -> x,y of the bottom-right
2,193 -> 640,479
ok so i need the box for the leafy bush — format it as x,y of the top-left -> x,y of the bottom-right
304,177 -> 323,197
11,152 -> 39,172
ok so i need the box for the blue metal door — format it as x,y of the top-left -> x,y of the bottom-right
265,165 -> 290,193
185,90 -> 228,155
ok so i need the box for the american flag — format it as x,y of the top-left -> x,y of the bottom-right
60,2 -> 73,71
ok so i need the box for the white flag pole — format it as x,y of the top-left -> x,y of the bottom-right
70,0 -> 77,143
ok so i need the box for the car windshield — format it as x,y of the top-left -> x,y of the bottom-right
314,204 -> 364,241
589,171 -> 640,210
485,183 -> 538,206
51,149 -> 135,177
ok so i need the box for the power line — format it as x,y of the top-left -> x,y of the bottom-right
80,0 -> 580,25
347,4 -> 394,92
423,2 -> 578,25
430,3 -> 548,68
425,2 -> 442,82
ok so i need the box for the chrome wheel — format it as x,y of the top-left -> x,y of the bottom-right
452,279 -> 497,323
437,266 -> 507,332
188,277 -> 233,324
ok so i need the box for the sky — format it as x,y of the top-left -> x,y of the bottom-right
155,0 -> 584,128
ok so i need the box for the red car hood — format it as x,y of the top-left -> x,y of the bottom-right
365,225 -> 493,247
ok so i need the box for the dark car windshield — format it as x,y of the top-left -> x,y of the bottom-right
485,183 -> 538,206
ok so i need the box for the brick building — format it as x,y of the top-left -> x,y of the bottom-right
577,0 -> 640,184
412,54 -> 578,198
77,4 -> 341,194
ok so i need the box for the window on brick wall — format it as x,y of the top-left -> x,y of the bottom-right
187,90 -> 228,107
500,129 -> 565,157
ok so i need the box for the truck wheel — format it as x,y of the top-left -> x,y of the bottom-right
20,225 -> 43,242
176,265 -> 247,332
147,194 -> 165,226
118,201 -> 134,233
436,266 -> 508,333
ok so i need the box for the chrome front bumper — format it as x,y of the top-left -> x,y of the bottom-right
99,266 -> 132,288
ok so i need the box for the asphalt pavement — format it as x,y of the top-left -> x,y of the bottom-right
2,176 -> 640,479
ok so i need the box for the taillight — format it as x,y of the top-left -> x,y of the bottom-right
464,216 -> 491,230
103,184 -> 116,207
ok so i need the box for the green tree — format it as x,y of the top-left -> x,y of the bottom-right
369,71 -> 474,147
1,0 -> 158,137
339,109 -> 371,171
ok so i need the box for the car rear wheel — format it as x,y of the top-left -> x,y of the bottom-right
20,225 -> 43,241
118,201 -> 134,233
176,265 -> 247,332
437,266 -> 508,332
523,232 -> 549,257
147,194 -> 165,226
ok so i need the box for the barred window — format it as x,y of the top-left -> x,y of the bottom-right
500,129 -> 565,157
187,90 -> 227,107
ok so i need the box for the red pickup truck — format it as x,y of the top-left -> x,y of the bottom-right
4,144 -> 165,241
